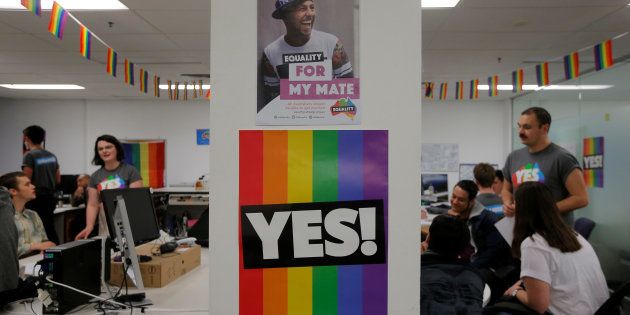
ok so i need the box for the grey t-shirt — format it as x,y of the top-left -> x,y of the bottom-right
89,163 -> 142,192
503,143 -> 581,223
22,149 -> 59,194
0,188 -> 19,292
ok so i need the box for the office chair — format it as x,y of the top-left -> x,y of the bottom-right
594,280 -> 630,315
574,217 -> 596,240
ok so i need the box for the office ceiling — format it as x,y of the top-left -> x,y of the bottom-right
0,0 -> 629,100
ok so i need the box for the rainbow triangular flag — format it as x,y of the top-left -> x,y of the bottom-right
424,82 -> 434,99
154,75 -> 160,98
124,59 -> 134,85
469,79 -> 479,99
439,83 -> 448,100
512,69 -> 523,93
488,75 -> 498,97
455,81 -> 464,100
205,86 -> 212,100
21,0 -> 41,16
594,40 -> 613,71
563,52 -> 579,80
167,80 -> 173,100
48,2 -> 68,39
79,26 -> 91,59
106,48 -> 117,77
174,82 -> 180,100
536,62 -> 550,87
139,68 -> 148,93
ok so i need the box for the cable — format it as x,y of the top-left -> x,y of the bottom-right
45,278 -> 130,309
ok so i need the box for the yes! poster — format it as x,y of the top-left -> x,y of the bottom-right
583,137 -> 604,188
239,130 -> 388,314
256,0 -> 360,125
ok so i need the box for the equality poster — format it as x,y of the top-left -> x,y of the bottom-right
239,130 -> 388,314
583,136 -> 604,188
256,0 -> 360,125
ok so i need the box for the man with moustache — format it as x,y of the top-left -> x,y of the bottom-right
260,0 -> 353,109
502,107 -> 588,224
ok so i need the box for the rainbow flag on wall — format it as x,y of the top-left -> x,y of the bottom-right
536,62 -> 550,87
512,69 -> 523,93
423,82 -> 434,99
122,140 -> 166,188
455,81 -> 464,100
488,75 -> 498,97
106,48 -> 117,77
239,130 -> 388,315
469,79 -> 478,99
439,83 -> 447,100
139,68 -> 148,93
563,52 -> 579,80
124,59 -> 134,85
79,26 -> 91,59
582,137 -> 604,188
21,0 -> 41,16
594,40 -> 613,71
48,2 -> 68,39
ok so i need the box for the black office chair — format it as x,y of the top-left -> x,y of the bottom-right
594,280 -> 630,315
574,217 -> 596,240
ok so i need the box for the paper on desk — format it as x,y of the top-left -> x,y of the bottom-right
495,216 -> 515,245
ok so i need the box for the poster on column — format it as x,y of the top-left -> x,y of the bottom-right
257,0 -> 360,125
582,136 -> 604,188
239,130 -> 388,314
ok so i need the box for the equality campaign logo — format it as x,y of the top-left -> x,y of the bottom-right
97,175 -> 126,191
330,97 -> 357,120
241,200 -> 385,269
512,162 -> 545,187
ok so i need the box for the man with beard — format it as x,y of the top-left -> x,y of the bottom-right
502,107 -> 588,225
260,0 -> 353,109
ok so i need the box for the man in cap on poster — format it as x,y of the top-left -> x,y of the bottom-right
260,0 -> 354,110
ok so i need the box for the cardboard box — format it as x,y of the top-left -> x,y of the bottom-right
109,243 -> 201,288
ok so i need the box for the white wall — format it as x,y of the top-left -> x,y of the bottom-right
0,98 -> 209,186
421,99 -> 512,193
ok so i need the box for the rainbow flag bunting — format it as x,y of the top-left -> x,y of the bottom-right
79,26 -> 91,59
154,75 -> 160,98
48,2 -> 68,39
536,62 -> 550,87
167,80 -> 173,100
139,68 -> 148,93
21,0 -> 41,16
512,69 -> 524,93
184,81 -> 188,101
124,59 -> 134,86
122,140 -> 166,188
174,82 -> 180,100
488,75 -> 498,97
239,130 -> 389,315
582,137 -> 604,188
563,52 -> 579,80
469,79 -> 479,99
455,81 -> 464,100
205,86 -> 212,100
423,82 -> 434,99
106,48 -> 117,77
594,40 -> 613,71
192,80 -> 198,98
439,83 -> 447,100
198,80 -> 204,97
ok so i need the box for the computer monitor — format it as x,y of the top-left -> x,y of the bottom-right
421,173 -> 448,194
58,174 -> 78,195
101,188 -> 161,246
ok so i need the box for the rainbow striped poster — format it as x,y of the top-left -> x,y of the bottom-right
582,137 -> 604,188
121,140 -> 166,188
239,130 -> 388,315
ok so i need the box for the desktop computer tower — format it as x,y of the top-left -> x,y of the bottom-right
41,239 -> 101,314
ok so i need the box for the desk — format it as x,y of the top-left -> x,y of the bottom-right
53,205 -> 85,244
6,249 -> 209,314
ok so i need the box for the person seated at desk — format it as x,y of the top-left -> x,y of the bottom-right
421,215 -> 485,314
0,172 -> 56,258
71,174 -> 90,207
473,163 -> 503,214
0,186 -> 37,307
503,181 -> 608,315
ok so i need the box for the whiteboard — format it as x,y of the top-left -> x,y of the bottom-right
421,143 -> 459,172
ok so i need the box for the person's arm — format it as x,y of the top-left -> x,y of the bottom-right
556,168 -> 589,213
75,187 -> 99,240
508,277 -> 550,314
129,180 -> 143,188
55,167 -> 61,184
501,179 -> 515,217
